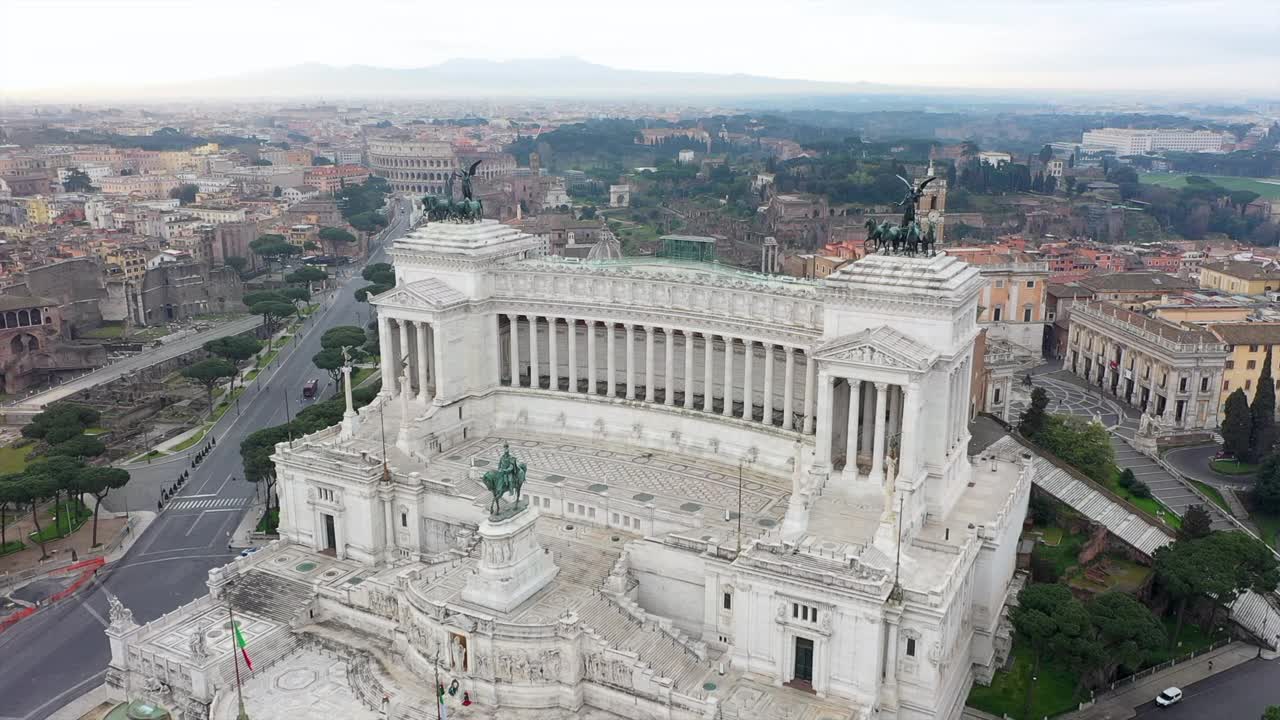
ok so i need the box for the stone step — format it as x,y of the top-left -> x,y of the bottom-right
224,569 -> 313,623
536,532 -> 619,587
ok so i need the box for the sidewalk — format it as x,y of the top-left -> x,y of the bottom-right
1063,641 -> 1259,720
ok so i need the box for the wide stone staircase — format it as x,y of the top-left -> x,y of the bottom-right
215,569 -> 314,687
537,531 -> 620,587
573,592 -> 713,692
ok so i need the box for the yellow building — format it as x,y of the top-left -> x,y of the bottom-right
1210,323 -> 1280,418
20,196 -> 51,225
1199,260 -> 1280,295
103,249 -> 148,282
1152,305 -> 1251,325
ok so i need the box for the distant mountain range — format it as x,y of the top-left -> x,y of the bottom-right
50,57 -> 913,101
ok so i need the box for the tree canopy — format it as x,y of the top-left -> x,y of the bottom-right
204,335 -> 263,364
249,234 -> 299,268
285,266 -> 328,285
62,168 -> 97,193
356,262 -> 395,302
1018,386 -> 1049,437
182,358 -> 238,410
169,183 -> 199,205
1031,414 -> 1115,484
1179,504 -> 1213,540
22,403 -> 100,445
1250,347 -> 1277,462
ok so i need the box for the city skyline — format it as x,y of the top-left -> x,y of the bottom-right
3,0 -> 1278,98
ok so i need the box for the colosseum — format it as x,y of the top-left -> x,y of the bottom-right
367,139 -> 459,195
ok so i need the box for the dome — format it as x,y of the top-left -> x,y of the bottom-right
586,228 -> 623,261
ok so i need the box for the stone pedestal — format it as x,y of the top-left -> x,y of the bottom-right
462,506 -> 558,613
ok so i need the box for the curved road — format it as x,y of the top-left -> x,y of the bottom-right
0,199 -> 409,720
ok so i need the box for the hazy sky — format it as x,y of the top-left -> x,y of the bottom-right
4,0 -> 1278,95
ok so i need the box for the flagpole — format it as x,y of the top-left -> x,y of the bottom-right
433,652 -> 443,720
228,606 -> 250,720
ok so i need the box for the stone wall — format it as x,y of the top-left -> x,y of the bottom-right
12,257 -> 107,337
138,263 -> 245,325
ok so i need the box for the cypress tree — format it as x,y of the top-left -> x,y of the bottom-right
1222,388 -> 1252,461
1251,347 -> 1277,462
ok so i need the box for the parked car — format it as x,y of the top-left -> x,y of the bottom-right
1214,450 -> 1235,460
239,546 -> 261,558
1155,687 -> 1183,707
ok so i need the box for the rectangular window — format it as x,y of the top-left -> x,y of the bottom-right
995,279 -> 1005,288
906,638 -> 916,657
611,512 -> 619,523
1026,280 -> 1036,288
723,593 -> 732,611
1023,306 -> 1033,322
1226,360 -> 1235,370
993,306 -> 1003,322
1251,345 -> 1259,352
1249,360 -> 1257,370
1202,377 -> 1210,392
793,603 -> 799,618
588,507 -> 596,519
1224,381 -> 1230,391
1247,380 -> 1253,390
1179,377 -> 1188,392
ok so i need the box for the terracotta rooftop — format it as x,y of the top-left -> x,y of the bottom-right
1210,323 -> 1280,347
1079,301 -> 1219,345
1201,260 -> 1280,281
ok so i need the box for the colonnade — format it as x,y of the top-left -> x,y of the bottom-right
498,314 -> 817,434
379,315 -> 439,403
815,375 -> 912,484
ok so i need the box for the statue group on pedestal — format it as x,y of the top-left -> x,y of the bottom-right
422,160 -> 484,223
863,176 -> 939,257
481,442 -> 528,518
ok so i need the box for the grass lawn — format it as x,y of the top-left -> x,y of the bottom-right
212,388 -> 245,421
278,334 -> 293,344
1210,458 -> 1258,476
0,539 -> 23,557
1190,481 -> 1231,514
171,424 -> 212,452
244,369 -> 259,382
1039,526 -> 1064,546
967,641 -> 1082,720
1252,509 -> 1280,549
257,350 -> 280,369
1152,615 -> 1230,663
84,426 -> 108,436
0,444 -> 34,474
255,507 -> 280,534
80,324 -> 126,339
28,500 -> 91,543
1105,467 -> 1182,530
1139,173 -> 1280,201
1033,528 -> 1086,578
351,367 -> 376,387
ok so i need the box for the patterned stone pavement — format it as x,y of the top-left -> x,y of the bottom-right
220,649 -> 379,720
439,435 -> 792,518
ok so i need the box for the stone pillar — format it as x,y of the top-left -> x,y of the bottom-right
417,321 -> 430,402
398,319 -> 411,396
860,387 -> 874,456
683,330 -> 695,409
529,314 -> 540,390
379,314 -> 395,396
868,382 -> 889,484
722,336 -> 735,417
899,383 -> 920,480
606,323 -> 617,397
508,313 -> 520,387
702,333 -> 715,412
662,328 -> 675,406
762,343 -> 775,426
814,373 -> 835,468
845,379 -> 861,478
742,339 -> 754,421
586,320 -> 597,395
567,319 -> 578,393
625,324 -> 636,400
494,314 -> 504,386
888,385 -> 901,441
1002,376 -> 1014,422
782,347 -> 795,431
548,317 -> 559,392
802,354 -> 816,434
645,325 -> 656,403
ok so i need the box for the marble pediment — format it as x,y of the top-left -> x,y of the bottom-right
813,325 -> 938,372
370,278 -> 468,312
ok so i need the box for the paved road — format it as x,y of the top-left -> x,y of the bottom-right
0,199 -> 408,720
5,316 -> 265,412
1166,443 -> 1253,489
1131,657 -> 1275,720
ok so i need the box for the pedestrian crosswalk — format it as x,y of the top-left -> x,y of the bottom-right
167,497 -> 248,511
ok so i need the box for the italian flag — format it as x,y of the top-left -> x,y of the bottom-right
234,622 -> 253,671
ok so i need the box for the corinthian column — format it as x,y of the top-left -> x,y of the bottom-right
529,314 -> 539,389
606,323 -> 617,397
802,354 -> 816,434
702,333 -> 714,412
508,313 -> 520,387
782,347 -> 795,431
567,319 -> 578,393
867,382 -> 889,485
625,324 -> 636,400
398,319 -> 411,396
644,325 -> 655,403
845,379 -> 861,479
417,321 -> 430,403
683,330 -> 695,409
664,327 -> 676,406
742,340 -> 754,421
762,343 -> 775,426
586,321 -> 597,394
379,314 -> 395,396
547,317 -> 559,391
722,336 -> 735,417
